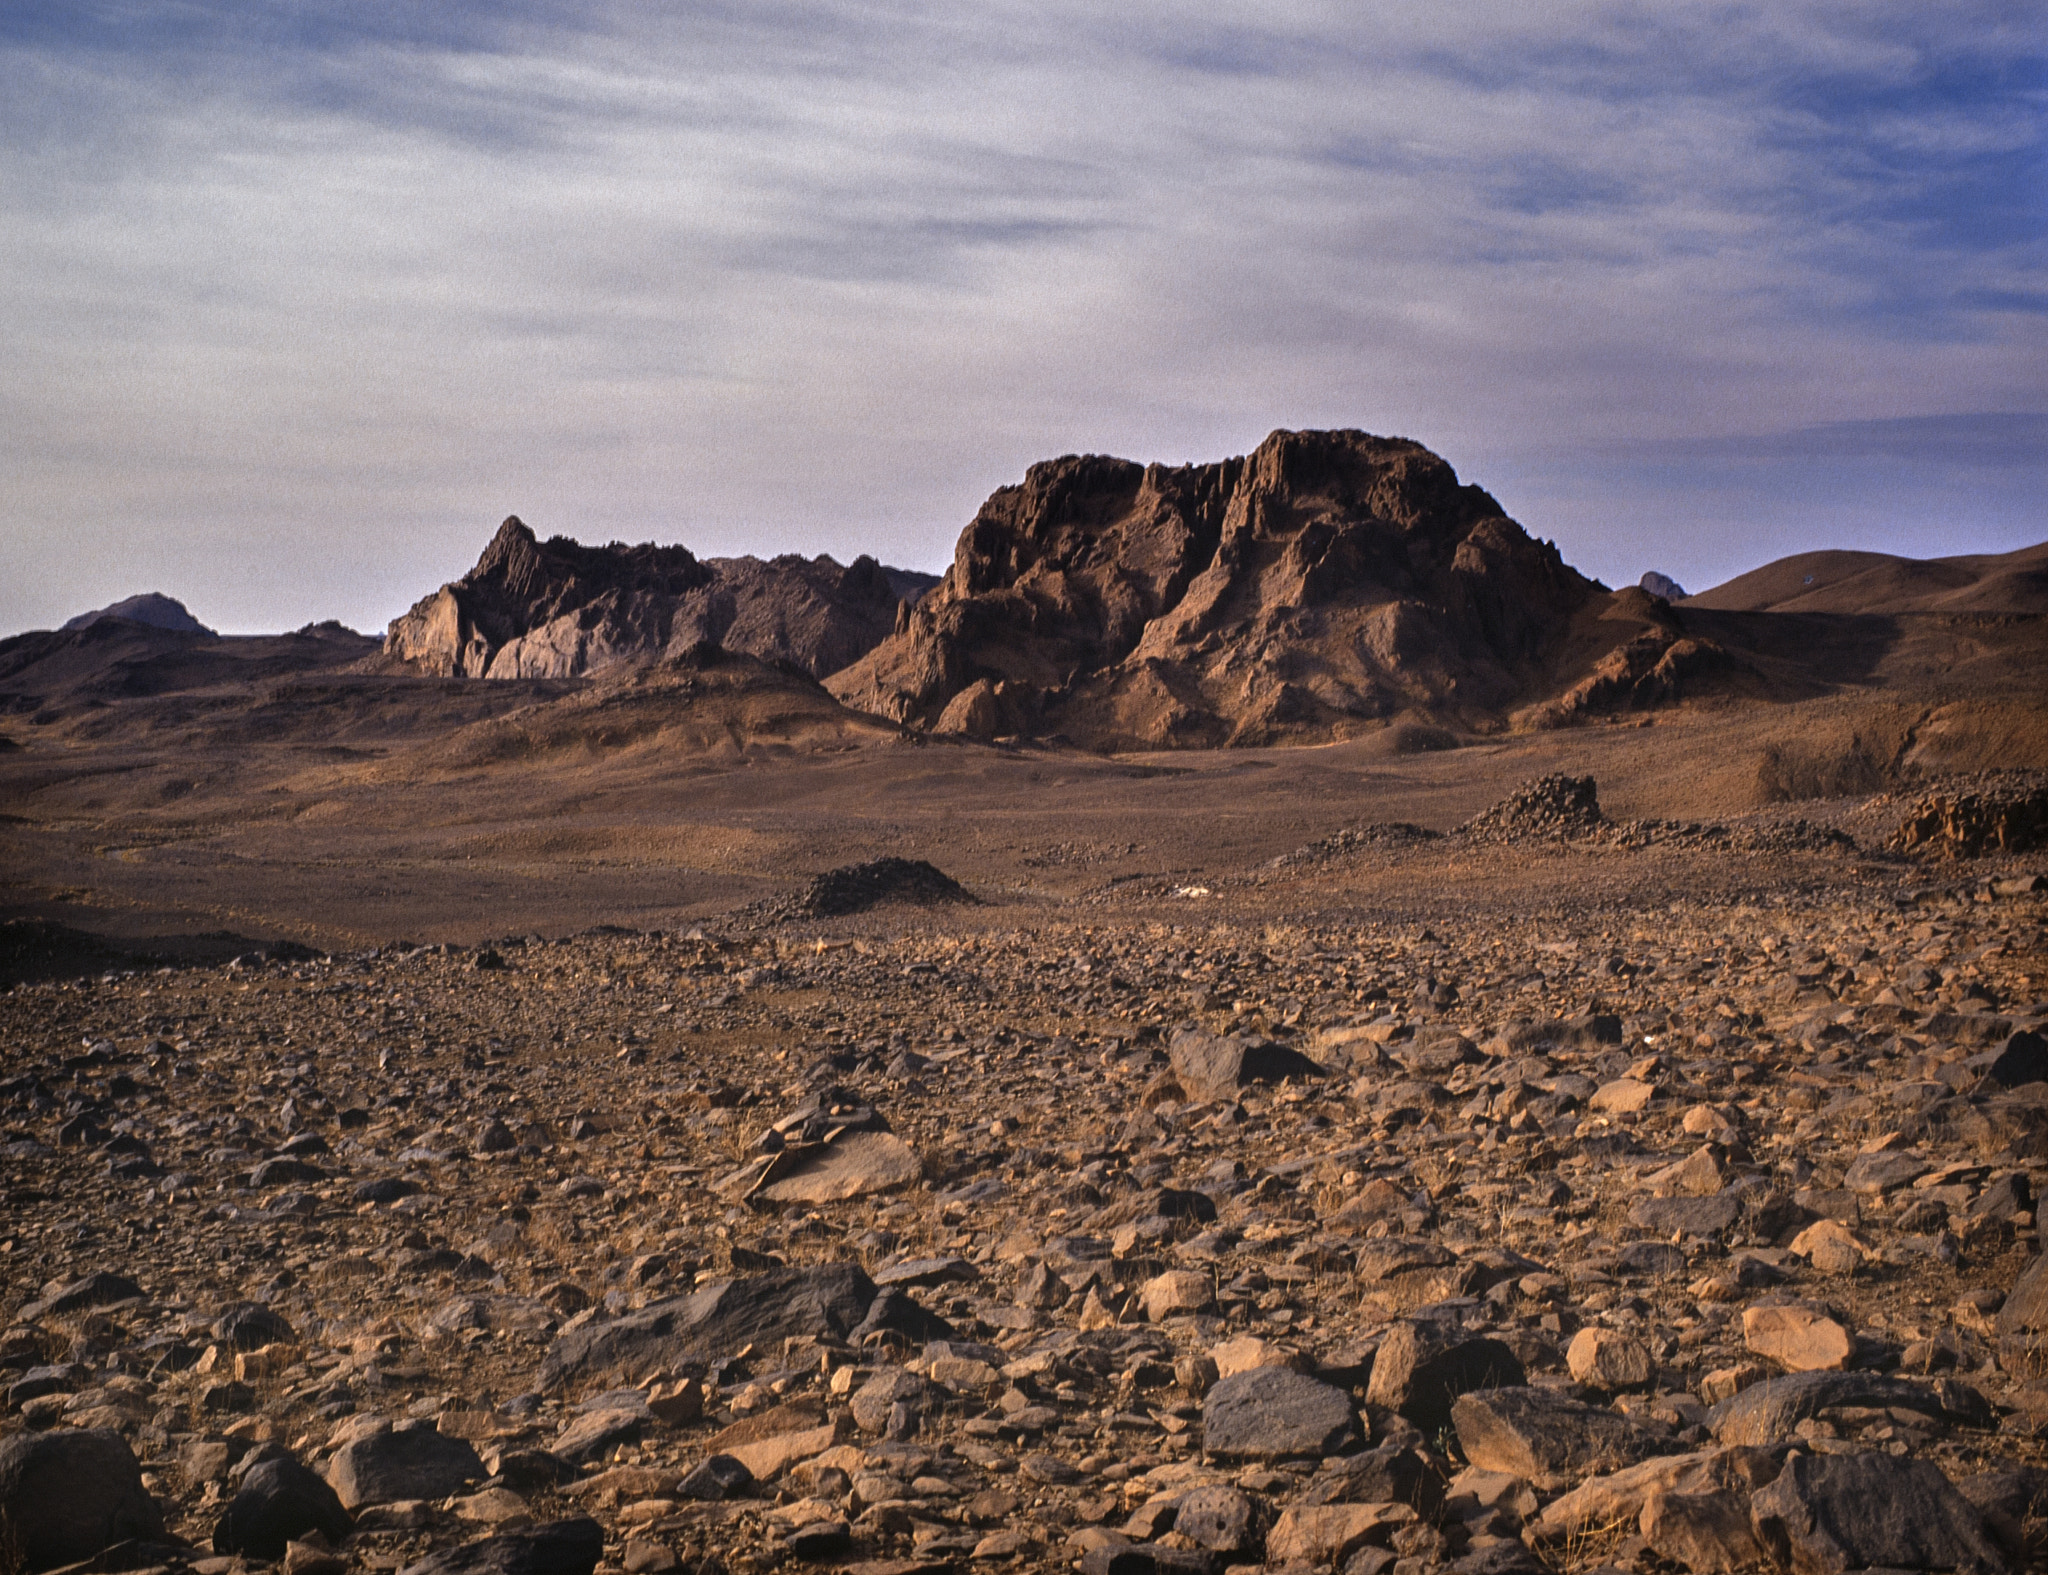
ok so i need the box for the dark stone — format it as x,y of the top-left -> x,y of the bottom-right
784,1519 -> 852,1559
214,1454 -> 352,1560
677,1455 -> 754,1501
249,1157 -> 325,1188
1972,1031 -> 2048,1089
853,1287 -> 958,1348
487,1449 -> 578,1494
551,1406 -> 645,1465
1843,1150 -> 1930,1194
0,1428 -> 165,1573
539,1264 -> 886,1391
1201,1366 -> 1358,1460
1142,1187 -> 1219,1223
1616,1241 -> 1689,1276
1304,1444 -> 1447,1515
1450,1387 -> 1674,1486
1750,1451 -> 2010,1574
7,1364 -> 84,1408
327,1422 -> 486,1509
213,1302 -> 299,1351
1628,1195 -> 1741,1237
1079,1547 -> 1225,1575
399,1517 -> 605,1575
1168,1028 -> 1325,1101
1364,1320 -> 1526,1439
19,1271 -> 144,1320
1709,1371 -> 1961,1446
1174,1485 -> 1256,1551
1449,1543 -> 1550,1575
352,1175 -> 423,1204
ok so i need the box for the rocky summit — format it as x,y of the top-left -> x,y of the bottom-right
385,518 -> 937,682
827,429 -> 1602,749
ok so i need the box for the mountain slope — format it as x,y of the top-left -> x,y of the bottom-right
1686,541 -> 2048,616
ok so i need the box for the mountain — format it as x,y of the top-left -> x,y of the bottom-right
1685,541 -> 2048,616
384,517 -> 938,681
826,429 -> 1606,747
60,592 -> 213,636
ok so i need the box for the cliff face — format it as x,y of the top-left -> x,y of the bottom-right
385,519 -> 935,681
826,429 -> 1602,747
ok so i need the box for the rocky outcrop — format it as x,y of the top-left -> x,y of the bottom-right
385,518 -> 935,681
1889,783 -> 2048,858
826,429 -> 1601,748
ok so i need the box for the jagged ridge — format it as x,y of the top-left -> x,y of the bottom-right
385,518 -> 937,681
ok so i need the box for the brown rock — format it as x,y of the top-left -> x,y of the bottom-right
1265,1502 -> 1415,1566
1567,1328 -> 1654,1390
1640,1487 -> 1771,1573
1743,1305 -> 1853,1372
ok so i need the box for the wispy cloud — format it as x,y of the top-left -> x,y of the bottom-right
1,1 -> 2042,632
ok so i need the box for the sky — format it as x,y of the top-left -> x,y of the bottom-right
2,1 -> 2044,636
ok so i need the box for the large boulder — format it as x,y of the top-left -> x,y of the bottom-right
399,1518 -> 606,1575
326,1421 -> 486,1509
1708,1371 -> 1964,1447
1168,1029 -> 1326,1101
0,1428 -> 165,1572
538,1263 -> 886,1393
1201,1367 -> 1359,1460
1749,1452 -> 2010,1574
1364,1319 -> 1525,1439
1450,1387 -> 1675,1489
215,1454 -> 352,1559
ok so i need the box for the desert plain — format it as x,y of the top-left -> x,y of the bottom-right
3,431 -> 2048,1575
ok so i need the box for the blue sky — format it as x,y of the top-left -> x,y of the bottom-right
2,1 -> 2042,634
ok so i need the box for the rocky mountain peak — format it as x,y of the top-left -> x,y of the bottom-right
829,428 -> 1600,748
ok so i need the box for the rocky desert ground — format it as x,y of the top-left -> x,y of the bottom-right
5,431 -> 2048,1575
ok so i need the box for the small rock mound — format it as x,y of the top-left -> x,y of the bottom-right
1460,774 -> 1605,843
1889,782 -> 2048,858
1270,823 -> 1441,867
784,858 -> 976,920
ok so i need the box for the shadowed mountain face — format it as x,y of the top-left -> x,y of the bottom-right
385,517 -> 938,681
61,592 -> 214,636
826,429 -> 1604,748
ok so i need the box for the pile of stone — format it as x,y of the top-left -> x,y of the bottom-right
1891,783 -> 2048,859
1458,775 -> 1607,844
758,858 -> 977,923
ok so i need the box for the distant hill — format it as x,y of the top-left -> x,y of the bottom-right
61,592 -> 213,636
1685,541 -> 2048,615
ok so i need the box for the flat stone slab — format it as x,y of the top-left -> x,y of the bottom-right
1451,1386 -> 1674,1488
1200,1366 -> 1358,1460
1707,1371 -> 1955,1446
